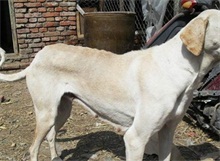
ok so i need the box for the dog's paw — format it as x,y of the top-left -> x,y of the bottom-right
52,157 -> 63,161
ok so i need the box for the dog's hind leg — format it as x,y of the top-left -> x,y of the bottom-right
46,95 -> 72,161
29,99 -> 61,161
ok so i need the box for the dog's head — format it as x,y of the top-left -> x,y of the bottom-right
180,9 -> 220,59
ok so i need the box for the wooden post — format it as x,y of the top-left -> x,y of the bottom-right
8,0 -> 18,54
99,0 -> 105,11
119,0 -> 124,11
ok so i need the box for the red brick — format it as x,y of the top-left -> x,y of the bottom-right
18,39 -> 25,44
39,28 -> 47,32
42,37 -> 50,42
15,8 -> 27,13
17,34 -> 27,39
50,37 -> 58,41
24,3 -> 41,8
25,39 -> 33,43
19,44 -> 28,49
29,18 -> 37,23
44,2 -> 58,7
59,36 -> 65,41
60,2 -> 76,7
55,17 -> 63,21
60,21 -> 75,26
25,23 -> 37,28
20,48 -> 33,54
69,25 -> 76,30
16,24 -> 25,28
30,28 -> 39,33
60,12 -> 76,16
62,17 -> 68,21
44,31 -> 60,37
36,23 -> 43,28
47,8 -> 55,12
33,38 -> 41,43
27,33 -> 44,38
37,0 -> 46,2
38,7 -> 46,12
61,30 -> 76,36
56,26 -> 65,31
44,22 -> 59,27
25,13 -> 42,18
46,17 -> 55,22
14,0 -> 27,2
62,7 -> 68,12
55,7 -> 63,12
48,27 -> 56,31
15,13 -> 24,18
43,12 -> 59,18
38,18 -> 46,22
29,8 -> 38,13
14,3 -> 24,8
68,7 -> 75,11
29,43 -> 45,48
68,16 -> 76,21
17,28 -> 30,34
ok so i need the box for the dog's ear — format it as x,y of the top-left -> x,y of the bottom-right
180,17 -> 208,56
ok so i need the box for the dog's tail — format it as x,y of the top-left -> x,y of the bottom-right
0,47 -> 6,67
0,47 -> 28,82
0,69 -> 28,82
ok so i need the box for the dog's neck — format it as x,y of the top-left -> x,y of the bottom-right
177,36 -> 218,90
168,35 -> 216,76
151,37 -> 200,74
149,35 -> 217,93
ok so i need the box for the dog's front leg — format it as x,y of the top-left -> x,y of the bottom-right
123,125 -> 147,161
123,106 -> 158,161
47,126 -> 62,161
158,121 -> 178,161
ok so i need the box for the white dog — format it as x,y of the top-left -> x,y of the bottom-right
0,9 -> 220,161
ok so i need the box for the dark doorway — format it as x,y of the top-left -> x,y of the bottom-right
0,0 -> 14,53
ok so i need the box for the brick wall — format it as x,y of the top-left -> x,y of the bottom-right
14,0 -> 77,57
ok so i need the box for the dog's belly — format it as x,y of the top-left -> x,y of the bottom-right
75,97 -> 135,129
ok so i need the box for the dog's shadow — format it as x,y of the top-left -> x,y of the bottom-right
57,131 -> 219,161
57,131 -> 126,161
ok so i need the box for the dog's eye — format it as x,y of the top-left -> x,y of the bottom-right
211,41 -> 219,50
205,37 -> 220,52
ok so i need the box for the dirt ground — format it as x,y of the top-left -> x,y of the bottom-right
0,72 -> 219,161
